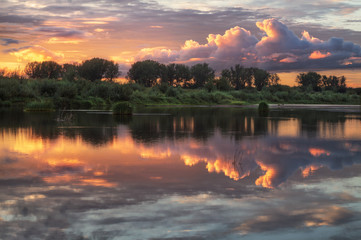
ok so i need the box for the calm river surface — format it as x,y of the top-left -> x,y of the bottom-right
1,106 -> 361,240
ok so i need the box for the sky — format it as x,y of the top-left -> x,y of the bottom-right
1,0 -> 361,86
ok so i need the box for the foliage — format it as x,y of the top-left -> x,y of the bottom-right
216,76 -> 232,91
190,63 -> 215,88
127,60 -> 162,87
78,58 -> 119,82
24,101 -> 54,112
25,61 -> 62,79
253,68 -> 270,91
296,72 -> 322,91
113,102 -> 133,115
258,101 -> 269,116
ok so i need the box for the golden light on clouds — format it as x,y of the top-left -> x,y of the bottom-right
9,46 -> 64,62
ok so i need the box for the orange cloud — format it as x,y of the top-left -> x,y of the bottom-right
309,51 -> 331,59
280,57 -> 297,63
255,161 -> 277,188
47,37 -> 85,44
302,165 -> 322,177
150,25 -> 163,29
309,148 -> 331,157
9,45 -> 64,62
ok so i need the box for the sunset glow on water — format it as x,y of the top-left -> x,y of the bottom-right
1,107 -> 361,239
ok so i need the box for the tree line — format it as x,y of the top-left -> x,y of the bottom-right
127,60 -> 280,91
24,58 -> 120,82
18,58 -> 348,92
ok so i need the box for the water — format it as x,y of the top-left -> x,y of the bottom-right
0,106 -> 361,240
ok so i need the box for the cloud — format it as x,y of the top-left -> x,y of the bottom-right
5,45 -> 64,62
0,38 -> 19,46
133,19 -> 361,71
0,15 -> 43,24
35,27 -> 86,38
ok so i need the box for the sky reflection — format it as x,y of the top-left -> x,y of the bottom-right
0,108 -> 361,239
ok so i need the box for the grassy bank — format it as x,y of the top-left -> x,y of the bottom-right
0,77 -> 360,110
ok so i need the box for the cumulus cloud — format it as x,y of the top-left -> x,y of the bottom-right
5,45 -> 64,62
134,18 -> 361,71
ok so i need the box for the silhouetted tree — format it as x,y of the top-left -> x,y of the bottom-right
174,64 -> 191,87
41,61 -> 62,79
159,63 -> 176,86
216,76 -> 232,91
25,62 -> 41,78
253,68 -> 269,91
321,74 -> 347,92
230,64 -> 248,90
296,72 -> 322,91
127,60 -> 161,87
269,73 -> 280,86
62,63 -> 78,81
25,61 -> 61,79
104,61 -> 120,81
190,63 -> 215,88
78,58 -> 118,82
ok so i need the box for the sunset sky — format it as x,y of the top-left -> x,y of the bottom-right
1,0 -> 361,86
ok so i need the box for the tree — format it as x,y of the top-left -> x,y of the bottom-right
190,63 -> 215,88
62,63 -> 78,81
253,68 -> 270,91
296,72 -> 322,91
244,67 -> 254,88
230,64 -> 248,90
269,73 -> 280,86
104,61 -> 120,82
216,76 -> 232,91
41,61 -> 62,79
321,74 -> 347,92
77,58 -> 119,82
127,60 -> 162,87
174,64 -> 191,87
25,62 -> 41,78
24,61 -> 61,79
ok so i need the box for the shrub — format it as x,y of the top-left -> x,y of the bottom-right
39,79 -> 57,97
109,83 -> 133,101
57,82 -> 77,98
24,101 -> 54,112
113,102 -> 133,115
258,101 -> 269,116
165,87 -> 179,97
0,100 -> 11,107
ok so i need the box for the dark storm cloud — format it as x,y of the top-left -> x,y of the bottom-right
0,15 -> 43,24
0,38 -> 20,46
34,27 -> 86,38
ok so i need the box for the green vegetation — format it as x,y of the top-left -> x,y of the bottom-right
0,58 -> 360,110
24,100 -> 54,112
113,102 -> 133,115
258,101 -> 269,116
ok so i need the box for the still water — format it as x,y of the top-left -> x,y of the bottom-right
0,106 -> 361,240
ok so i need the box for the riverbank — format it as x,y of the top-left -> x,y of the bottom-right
0,77 -> 360,110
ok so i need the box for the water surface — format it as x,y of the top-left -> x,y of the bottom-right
1,106 -> 361,240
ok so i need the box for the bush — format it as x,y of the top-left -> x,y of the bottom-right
0,100 -> 11,107
165,87 -> 179,97
24,101 -> 54,111
109,83 -> 134,101
258,101 -> 269,116
57,82 -> 77,98
113,102 -> 133,115
39,79 -> 57,97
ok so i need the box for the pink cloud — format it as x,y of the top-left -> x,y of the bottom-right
309,51 -> 332,59
129,19 -> 361,71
